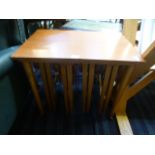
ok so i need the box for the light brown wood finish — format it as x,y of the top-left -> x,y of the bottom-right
128,71 -> 155,99
12,29 -> 146,134
82,64 -> 88,111
116,112 -> 133,135
115,70 -> 155,134
113,40 -> 155,114
115,88 -> 128,114
104,66 -> 119,112
123,19 -> 139,45
12,29 -> 143,65
114,19 -> 138,135
22,61 -> 44,113
99,66 -> 112,112
112,40 -> 155,134
112,66 -> 134,114
150,64 -> 155,71
45,63 -> 56,109
86,64 -> 95,112
99,74 -> 102,95
60,64 -> 70,112
67,64 -> 73,111
130,40 -> 155,83
39,63 -> 51,108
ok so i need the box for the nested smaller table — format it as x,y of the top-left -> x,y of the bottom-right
12,29 -> 144,114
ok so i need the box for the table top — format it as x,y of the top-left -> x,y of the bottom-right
12,29 -> 144,64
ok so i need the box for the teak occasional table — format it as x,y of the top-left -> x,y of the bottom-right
12,29 -> 144,134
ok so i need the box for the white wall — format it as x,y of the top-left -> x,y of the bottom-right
138,19 -> 155,53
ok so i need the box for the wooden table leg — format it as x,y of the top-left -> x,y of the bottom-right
45,63 -> 56,109
60,64 -> 69,112
39,63 -> 51,108
86,64 -> 95,112
82,64 -> 88,111
67,64 -> 73,112
22,61 -> 44,114
116,111 -> 133,135
99,65 -> 112,113
111,66 -> 134,116
104,66 -> 119,112
109,66 -> 134,134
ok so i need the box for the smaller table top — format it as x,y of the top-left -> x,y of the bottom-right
12,29 -> 144,64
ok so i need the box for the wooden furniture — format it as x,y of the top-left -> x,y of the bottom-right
111,19 -> 139,135
111,40 -> 155,134
123,19 -> 139,45
11,29 -> 144,134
